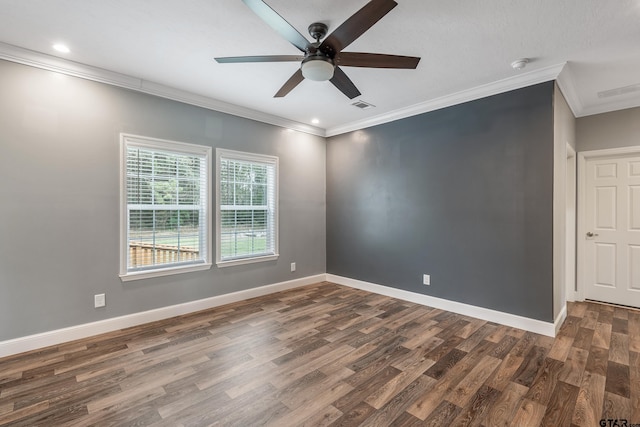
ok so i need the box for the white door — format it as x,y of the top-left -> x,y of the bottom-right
583,153 -> 640,307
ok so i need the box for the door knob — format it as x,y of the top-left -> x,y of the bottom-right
586,231 -> 599,237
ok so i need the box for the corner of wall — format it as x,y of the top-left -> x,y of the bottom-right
327,274 -> 558,337
552,85 -> 577,320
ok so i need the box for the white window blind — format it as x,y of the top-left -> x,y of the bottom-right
216,149 -> 278,266
120,134 -> 212,280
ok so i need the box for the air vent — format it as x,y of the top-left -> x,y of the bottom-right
351,100 -> 375,110
597,84 -> 640,99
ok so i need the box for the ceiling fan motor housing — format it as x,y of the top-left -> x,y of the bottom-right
308,22 -> 328,42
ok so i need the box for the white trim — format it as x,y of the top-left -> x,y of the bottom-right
119,262 -> 212,282
554,304 -> 568,335
121,133 -> 213,156
552,109 -> 568,322
119,134 -> 213,281
578,96 -> 640,118
9,40 -> 636,134
327,274 -> 558,337
215,148 -> 279,267
578,146 -> 640,159
0,42 -> 568,138
577,151 -> 587,303
1,272 -> 567,358
577,146 -> 640,303
556,62 -> 640,118
0,42 -> 325,137
216,254 -> 279,268
325,63 -> 566,137
565,144 -> 578,302
0,274 -> 326,358
556,63 -> 583,118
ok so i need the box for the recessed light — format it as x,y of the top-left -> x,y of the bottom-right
311,118 -> 320,125
53,43 -> 70,54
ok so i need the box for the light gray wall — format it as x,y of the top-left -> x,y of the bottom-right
327,82 -> 555,322
552,85 -> 576,318
0,60 -> 326,341
576,107 -> 640,151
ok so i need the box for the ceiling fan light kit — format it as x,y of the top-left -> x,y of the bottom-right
301,56 -> 335,81
215,0 -> 420,98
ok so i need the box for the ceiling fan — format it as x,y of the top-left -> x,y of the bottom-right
215,0 -> 421,99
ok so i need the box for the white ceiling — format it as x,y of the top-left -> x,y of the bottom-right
0,0 -> 639,136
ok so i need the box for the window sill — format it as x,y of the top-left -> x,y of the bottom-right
216,254 -> 279,268
120,263 -> 212,282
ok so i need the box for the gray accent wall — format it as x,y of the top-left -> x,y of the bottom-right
327,82 -> 555,322
576,107 -> 640,152
0,60 -> 326,341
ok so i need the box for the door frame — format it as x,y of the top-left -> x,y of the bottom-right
576,145 -> 640,302
566,144 -> 577,302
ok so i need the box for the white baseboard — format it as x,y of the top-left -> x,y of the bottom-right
2,273 -> 562,358
566,291 -> 582,303
0,274 -> 325,358
327,274 -> 558,337
554,304 -> 568,335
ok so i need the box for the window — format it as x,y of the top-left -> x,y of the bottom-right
120,134 -> 212,281
216,149 -> 278,267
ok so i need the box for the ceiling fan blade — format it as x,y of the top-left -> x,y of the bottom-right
330,67 -> 361,99
274,69 -> 304,97
242,0 -> 309,52
336,52 -> 420,69
321,0 -> 397,53
215,55 -> 304,63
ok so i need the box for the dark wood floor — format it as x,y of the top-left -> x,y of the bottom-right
0,282 -> 638,426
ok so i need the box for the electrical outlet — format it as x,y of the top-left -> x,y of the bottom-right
94,293 -> 106,308
291,262 -> 296,272
423,274 -> 430,286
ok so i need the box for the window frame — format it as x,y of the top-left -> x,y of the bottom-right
215,148 -> 279,268
119,133 -> 212,281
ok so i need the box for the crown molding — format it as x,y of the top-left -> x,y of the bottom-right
0,42 -> 325,137
556,62 -> 583,117
556,62 -> 640,118
0,41 -> 141,87
574,96 -> 640,118
326,62 -> 567,137
1,42 -> 586,138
